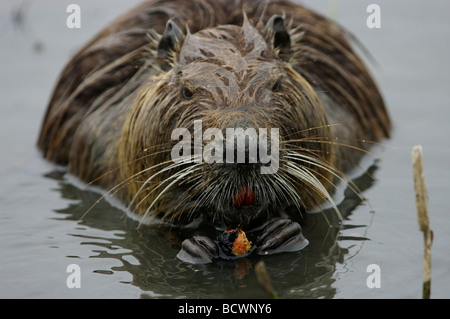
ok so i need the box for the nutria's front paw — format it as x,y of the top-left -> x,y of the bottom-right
255,219 -> 309,255
177,235 -> 219,264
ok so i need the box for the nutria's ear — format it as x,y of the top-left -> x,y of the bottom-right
157,19 -> 184,71
265,14 -> 291,61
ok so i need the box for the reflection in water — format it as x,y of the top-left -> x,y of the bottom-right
44,161 -> 379,298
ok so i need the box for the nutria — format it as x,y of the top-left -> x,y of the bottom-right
38,0 -> 390,263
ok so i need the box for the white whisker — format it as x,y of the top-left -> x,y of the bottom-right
285,152 -> 367,204
285,161 -> 342,221
138,164 -> 202,228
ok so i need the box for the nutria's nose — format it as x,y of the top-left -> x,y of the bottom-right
224,129 -> 267,166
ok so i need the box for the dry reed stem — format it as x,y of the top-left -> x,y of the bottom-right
255,261 -> 278,299
412,145 -> 432,299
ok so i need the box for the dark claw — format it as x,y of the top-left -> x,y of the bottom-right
255,219 -> 309,255
177,235 -> 219,264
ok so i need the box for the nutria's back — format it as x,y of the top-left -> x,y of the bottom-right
38,0 -> 390,230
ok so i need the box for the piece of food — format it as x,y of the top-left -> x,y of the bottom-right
217,228 -> 252,256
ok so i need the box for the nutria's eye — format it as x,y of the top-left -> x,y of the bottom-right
272,80 -> 282,92
181,87 -> 194,99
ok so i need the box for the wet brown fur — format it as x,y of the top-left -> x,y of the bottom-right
38,0 -> 390,227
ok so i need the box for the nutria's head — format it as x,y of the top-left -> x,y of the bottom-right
118,15 -> 335,228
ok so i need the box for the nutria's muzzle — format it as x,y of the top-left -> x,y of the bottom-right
199,124 -> 282,227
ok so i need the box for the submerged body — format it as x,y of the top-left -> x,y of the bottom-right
38,0 -> 390,261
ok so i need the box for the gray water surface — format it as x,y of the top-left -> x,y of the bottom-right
1,0 -> 449,298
